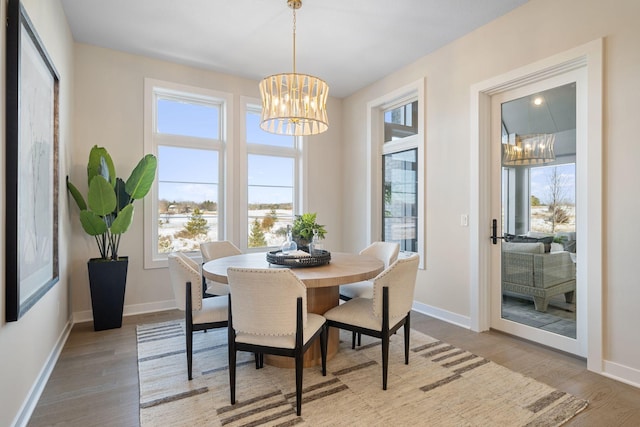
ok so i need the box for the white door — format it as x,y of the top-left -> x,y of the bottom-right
490,69 -> 586,356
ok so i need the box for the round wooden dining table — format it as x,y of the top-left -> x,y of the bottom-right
202,252 -> 384,367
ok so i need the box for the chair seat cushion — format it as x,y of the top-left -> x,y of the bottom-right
205,279 -> 230,296
192,295 -> 228,324
324,297 -> 405,332
339,281 -> 373,299
235,313 -> 326,349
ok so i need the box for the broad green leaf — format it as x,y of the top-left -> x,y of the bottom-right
66,177 -> 87,211
87,175 -> 117,216
115,178 -> 131,212
125,154 -> 157,200
110,204 -> 134,234
87,145 -> 116,187
79,210 -> 108,235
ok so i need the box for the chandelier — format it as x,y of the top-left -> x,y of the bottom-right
259,0 -> 329,136
502,133 -> 556,166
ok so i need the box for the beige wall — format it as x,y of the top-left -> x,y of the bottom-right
342,0 -> 640,383
0,1 -> 75,426
70,44 -> 344,319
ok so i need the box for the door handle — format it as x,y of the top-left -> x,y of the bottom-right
490,219 -> 506,245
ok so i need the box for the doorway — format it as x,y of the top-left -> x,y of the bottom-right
469,40 -> 603,365
490,76 -> 583,355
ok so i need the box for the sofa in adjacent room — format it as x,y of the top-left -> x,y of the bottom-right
501,241 -> 576,312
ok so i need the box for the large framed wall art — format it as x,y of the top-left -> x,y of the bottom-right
5,0 -> 60,321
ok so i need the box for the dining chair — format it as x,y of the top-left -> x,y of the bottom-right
200,240 -> 242,296
324,253 -> 419,390
339,241 -> 400,301
226,267 -> 327,416
339,241 -> 400,346
167,252 -> 228,380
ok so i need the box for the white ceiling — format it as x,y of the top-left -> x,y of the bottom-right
502,83 -> 577,157
501,83 -> 576,136
60,0 -> 528,98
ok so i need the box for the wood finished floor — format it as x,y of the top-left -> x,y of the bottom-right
28,310 -> 640,426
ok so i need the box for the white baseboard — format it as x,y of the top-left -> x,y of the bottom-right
72,299 -> 177,324
412,301 -> 471,329
12,318 -> 73,427
602,360 -> 640,389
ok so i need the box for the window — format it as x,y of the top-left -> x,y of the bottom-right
383,148 -> 418,252
242,103 -> 300,251
367,80 -> 424,267
529,163 -> 576,234
157,146 -> 219,252
384,101 -> 418,141
144,79 -> 232,268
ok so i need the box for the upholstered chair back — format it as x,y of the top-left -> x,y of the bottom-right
227,268 -> 307,336
372,253 -> 419,319
200,241 -> 242,295
360,241 -> 400,268
168,252 -> 204,311
200,240 -> 242,262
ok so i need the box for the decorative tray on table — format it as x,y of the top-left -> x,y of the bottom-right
266,249 -> 331,268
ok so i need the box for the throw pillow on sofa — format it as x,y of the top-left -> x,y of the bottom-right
508,234 -> 553,252
502,242 -> 545,254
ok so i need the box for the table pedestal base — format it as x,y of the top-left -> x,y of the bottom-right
264,286 -> 340,368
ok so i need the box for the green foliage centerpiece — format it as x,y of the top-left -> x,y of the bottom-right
66,145 -> 157,330
291,212 -> 327,249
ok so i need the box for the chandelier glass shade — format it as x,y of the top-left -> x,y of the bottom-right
259,0 -> 329,136
502,133 -> 556,166
259,72 -> 329,136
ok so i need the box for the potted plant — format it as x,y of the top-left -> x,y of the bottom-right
291,212 -> 327,249
67,145 -> 157,330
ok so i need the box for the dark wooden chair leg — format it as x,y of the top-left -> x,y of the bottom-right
294,298 -> 304,416
186,323 -> 193,380
186,282 -> 194,380
358,332 -> 362,346
404,313 -> 411,365
352,331 -> 356,349
382,286 -> 390,390
382,333 -> 390,390
295,351 -> 303,416
229,344 -> 236,404
228,294 -> 236,405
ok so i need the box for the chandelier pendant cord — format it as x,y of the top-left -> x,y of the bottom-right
292,6 -> 296,74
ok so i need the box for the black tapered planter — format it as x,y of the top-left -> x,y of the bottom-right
87,257 -> 128,331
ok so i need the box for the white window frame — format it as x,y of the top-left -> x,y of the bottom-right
143,78 -> 233,268
367,79 -> 425,268
239,97 -> 303,252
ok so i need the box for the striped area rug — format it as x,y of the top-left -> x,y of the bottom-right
137,321 -> 587,426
